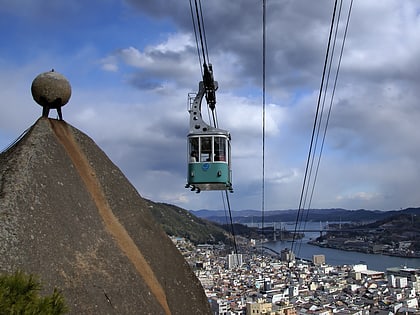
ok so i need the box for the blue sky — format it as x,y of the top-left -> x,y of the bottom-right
1,0 -> 420,212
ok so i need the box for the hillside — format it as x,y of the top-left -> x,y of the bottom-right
148,202 -> 301,244
146,201 -> 228,244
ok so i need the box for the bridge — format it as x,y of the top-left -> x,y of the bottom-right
253,226 -> 380,241
248,222 -> 380,241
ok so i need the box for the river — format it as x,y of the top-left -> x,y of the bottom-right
254,222 -> 420,271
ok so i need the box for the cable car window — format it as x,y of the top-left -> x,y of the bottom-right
228,140 -> 231,164
200,137 -> 212,162
189,137 -> 199,162
214,137 -> 226,161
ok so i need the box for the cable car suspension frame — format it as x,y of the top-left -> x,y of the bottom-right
185,0 -> 233,193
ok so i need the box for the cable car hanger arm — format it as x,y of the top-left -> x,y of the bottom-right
202,63 -> 217,111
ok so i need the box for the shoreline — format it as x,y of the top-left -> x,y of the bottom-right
307,240 -> 420,259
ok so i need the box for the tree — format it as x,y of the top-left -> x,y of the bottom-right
0,270 -> 68,314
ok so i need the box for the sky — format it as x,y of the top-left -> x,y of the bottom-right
1,0 -> 420,212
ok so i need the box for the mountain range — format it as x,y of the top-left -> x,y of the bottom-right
191,207 -> 420,224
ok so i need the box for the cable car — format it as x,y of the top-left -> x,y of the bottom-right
186,2 -> 232,193
185,80 -> 233,193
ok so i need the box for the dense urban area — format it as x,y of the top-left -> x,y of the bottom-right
171,236 -> 420,315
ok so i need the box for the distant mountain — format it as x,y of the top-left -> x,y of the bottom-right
191,208 -> 420,224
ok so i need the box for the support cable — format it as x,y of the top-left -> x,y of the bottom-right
221,191 -> 230,229
297,0 -> 344,255
191,0 -> 217,118
225,191 -> 239,259
205,103 -> 218,128
306,0 -> 353,214
261,0 -> 267,256
197,0 -> 210,64
189,0 -> 203,77
221,191 -> 235,252
211,108 -> 218,128
291,0 -> 339,255
189,0 -> 238,262
193,0 -> 207,66
292,0 -> 353,256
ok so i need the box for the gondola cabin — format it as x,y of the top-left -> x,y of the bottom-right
186,82 -> 233,193
187,133 -> 232,192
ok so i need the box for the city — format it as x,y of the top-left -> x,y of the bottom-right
171,236 -> 420,315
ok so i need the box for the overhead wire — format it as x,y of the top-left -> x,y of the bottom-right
189,0 -> 239,258
290,0 -> 339,255
189,0 -> 203,77
306,0 -> 353,211
296,0 -> 345,255
211,107 -> 218,128
193,0 -> 208,67
261,0 -> 267,256
291,0 -> 353,256
221,191 -> 236,253
306,0 -> 354,214
225,190 -> 239,260
221,191 -> 230,228
190,0 -> 218,129
197,0 -> 210,65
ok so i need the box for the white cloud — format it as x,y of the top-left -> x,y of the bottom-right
118,46 -> 153,68
100,56 -> 119,72
2,0 -> 420,211
154,33 -> 193,53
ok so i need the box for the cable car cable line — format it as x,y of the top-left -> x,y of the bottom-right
189,0 -> 217,113
291,0 -> 353,255
225,191 -> 239,259
291,0 -> 339,255
290,0 -> 353,256
296,0 -> 343,255
261,0 -> 267,256
295,0 -> 344,255
189,0 -> 208,70
189,0 -> 203,78
198,0 -> 210,68
187,0 -> 238,258
297,0 -> 353,257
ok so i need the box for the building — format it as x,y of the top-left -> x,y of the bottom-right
387,267 -> 420,291
312,254 -> 325,265
351,264 -> 385,281
281,249 -> 295,263
228,252 -> 243,269
387,267 -> 420,280
209,298 -> 229,315
246,299 -> 272,314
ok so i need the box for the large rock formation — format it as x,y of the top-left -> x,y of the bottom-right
0,118 -> 211,314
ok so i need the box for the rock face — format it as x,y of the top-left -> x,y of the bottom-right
0,118 -> 211,315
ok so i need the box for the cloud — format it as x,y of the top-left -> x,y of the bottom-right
100,56 -> 119,72
2,0 -> 420,212
100,33 -> 198,90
